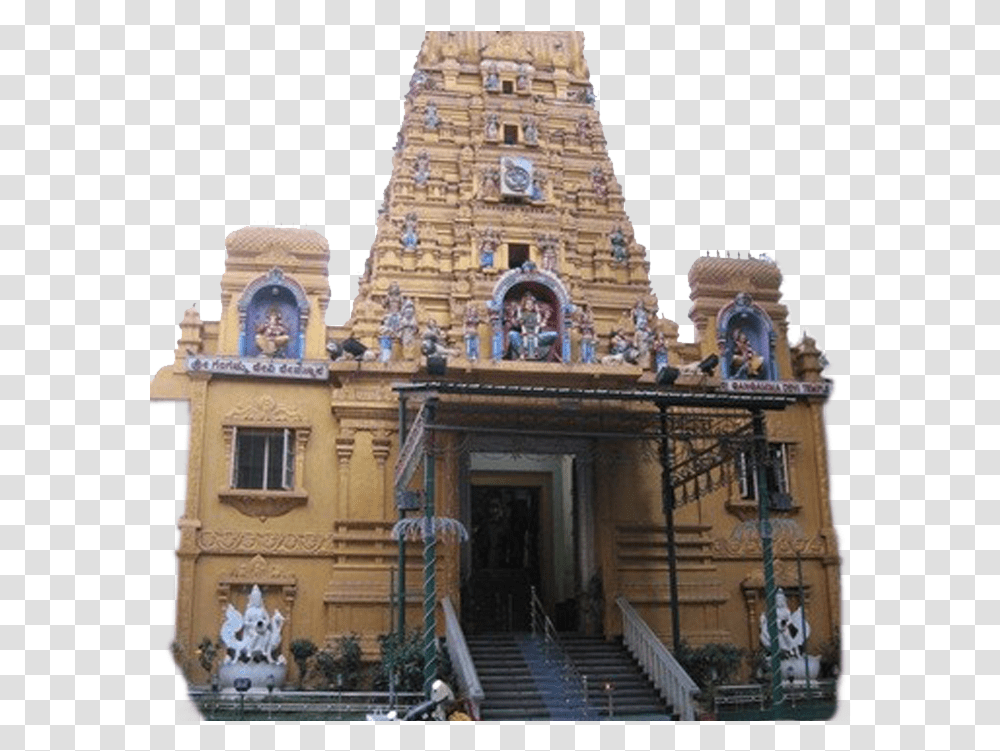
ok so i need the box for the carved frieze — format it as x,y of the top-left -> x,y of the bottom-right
224,395 -> 308,425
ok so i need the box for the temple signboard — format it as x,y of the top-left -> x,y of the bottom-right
186,355 -> 329,381
720,379 -> 831,398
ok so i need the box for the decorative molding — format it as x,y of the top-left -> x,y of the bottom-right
712,530 -> 828,559
223,395 -> 309,425
221,554 -> 298,587
218,490 -> 309,521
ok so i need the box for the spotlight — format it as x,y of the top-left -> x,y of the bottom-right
426,355 -> 447,376
656,365 -> 680,386
342,337 -> 368,358
698,353 -> 719,375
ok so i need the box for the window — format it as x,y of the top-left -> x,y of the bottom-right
503,124 -> 518,145
508,243 -> 530,269
502,80 -> 514,94
233,428 -> 295,490
738,443 -> 792,508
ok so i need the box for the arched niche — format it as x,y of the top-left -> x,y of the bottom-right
237,268 -> 310,359
716,292 -> 778,380
486,264 -> 575,362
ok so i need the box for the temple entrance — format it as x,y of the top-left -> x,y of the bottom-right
461,448 -> 591,634
465,483 -> 542,633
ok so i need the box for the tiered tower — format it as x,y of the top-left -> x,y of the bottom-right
342,30 -> 675,368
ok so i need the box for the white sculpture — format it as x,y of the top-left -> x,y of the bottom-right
759,588 -> 820,682
218,585 -> 287,692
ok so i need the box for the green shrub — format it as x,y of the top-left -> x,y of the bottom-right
289,638 -> 317,689
374,630 -> 425,693
675,641 -> 745,691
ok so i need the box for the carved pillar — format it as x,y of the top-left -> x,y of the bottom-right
372,430 -> 392,519
335,431 -> 355,528
175,374 -> 208,653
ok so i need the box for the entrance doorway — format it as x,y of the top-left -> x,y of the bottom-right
465,484 -> 541,633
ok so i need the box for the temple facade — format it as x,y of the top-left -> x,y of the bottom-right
151,31 -> 839,694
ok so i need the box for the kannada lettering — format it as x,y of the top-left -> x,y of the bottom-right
186,356 -> 329,381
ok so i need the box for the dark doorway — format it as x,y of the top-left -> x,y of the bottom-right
464,485 -> 541,633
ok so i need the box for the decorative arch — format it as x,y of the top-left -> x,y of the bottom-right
237,268 -> 310,358
716,292 -> 778,380
486,264 -> 575,361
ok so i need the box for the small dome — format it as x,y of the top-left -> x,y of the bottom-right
224,227 -> 329,256
688,255 -> 782,291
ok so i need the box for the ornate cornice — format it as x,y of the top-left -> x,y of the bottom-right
713,530 -> 828,559
218,490 -> 309,522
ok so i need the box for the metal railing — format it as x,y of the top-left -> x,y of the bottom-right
530,586 -> 593,718
616,596 -> 700,721
441,596 -> 485,720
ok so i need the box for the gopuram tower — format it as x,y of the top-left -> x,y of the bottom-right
343,30 -> 673,368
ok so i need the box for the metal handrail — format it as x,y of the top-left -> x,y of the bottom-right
530,586 -> 592,716
441,596 -> 485,720
616,596 -> 700,721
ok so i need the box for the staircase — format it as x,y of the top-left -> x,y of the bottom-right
562,635 -> 675,719
466,632 -> 674,720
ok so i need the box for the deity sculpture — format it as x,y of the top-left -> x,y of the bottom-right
522,116 -> 538,145
576,303 -> 597,364
601,328 -> 640,366
480,168 -> 500,199
517,63 -> 530,91
504,292 -> 558,361
759,588 -> 821,682
400,212 -> 419,249
478,227 -> 500,268
731,327 -> 764,379
216,584 -> 288,691
484,64 -> 500,91
609,226 -> 628,263
413,151 -> 431,186
630,299 -> 653,356
254,306 -> 290,357
592,166 -> 608,199
463,302 -> 481,361
484,112 -> 499,140
577,116 -> 592,142
421,318 -> 459,358
652,329 -> 670,372
538,235 -> 559,273
424,102 -> 441,130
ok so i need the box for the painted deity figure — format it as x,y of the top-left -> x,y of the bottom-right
400,297 -> 418,349
484,112 -> 499,140
631,299 -> 653,356
592,166 -> 608,199
653,329 -> 670,372
255,306 -> 290,357
478,228 -> 499,268
601,328 -> 639,365
401,213 -> 419,249
609,226 -> 628,263
421,318 -> 459,358
576,303 -> 597,364
504,292 -> 557,361
484,64 -> 500,91
517,64 -> 530,90
463,302 -> 481,360
731,327 -> 764,379
220,585 -> 285,665
522,116 -> 538,145
413,151 -> 431,186
480,168 -> 500,199
424,101 -> 440,130
538,236 -> 559,272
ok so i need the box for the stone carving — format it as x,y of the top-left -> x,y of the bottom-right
254,306 -> 291,357
413,151 -> 431,186
591,166 -> 608,199
575,303 -> 597,364
522,116 -> 538,145
400,297 -> 419,349
400,212 -> 419,249
393,130 -> 404,155
478,226 -> 500,268
378,282 -> 417,361
479,167 -> 500,199
424,101 -> 440,130
609,225 -> 628,263
537,234 -> 560,273
224,395 -> 306,424
504,291 -> 558,361
484,112 -> 499,140
484,63 -> 500,92
463,301 -> 481,360
759,588 -> 821,683
577,116 -> 592,142
218,584 -> 287,691
601,329 -> 640,365
530,170 -> 546,202
421,318 -> 459,358
630,298 -> 654,357
517,63 -> 531,91
731,327 -> 764,379
653,329 -> 669,371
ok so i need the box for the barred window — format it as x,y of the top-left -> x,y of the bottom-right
232,428 -> 295,490
739,443 -> 791,506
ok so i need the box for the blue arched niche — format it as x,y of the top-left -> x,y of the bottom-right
237,268 -> 310,359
